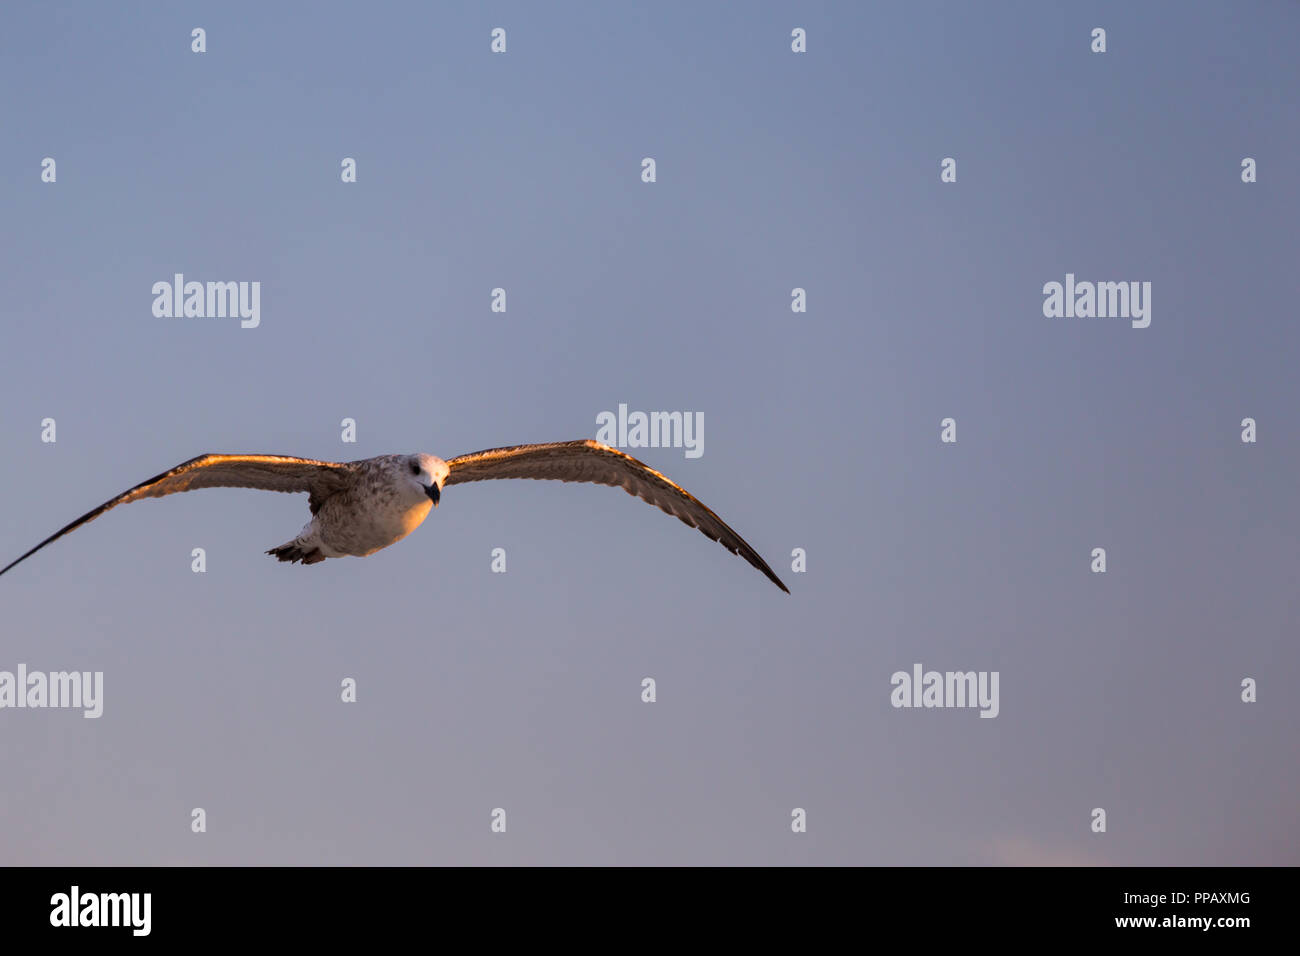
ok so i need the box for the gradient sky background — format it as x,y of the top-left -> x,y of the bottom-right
1,1 -> 1297,865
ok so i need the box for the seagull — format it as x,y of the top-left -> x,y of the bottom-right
0,440 -> 789,591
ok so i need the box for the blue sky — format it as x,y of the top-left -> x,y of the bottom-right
1,1 -> 1297,864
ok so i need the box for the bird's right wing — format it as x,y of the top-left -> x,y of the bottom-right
444,439 -> 788,592
0,454 -> 352,578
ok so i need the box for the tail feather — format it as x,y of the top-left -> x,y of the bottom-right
266,542 -> 327,565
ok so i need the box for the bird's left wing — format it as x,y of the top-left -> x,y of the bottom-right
0,454 -> 352,578
444,439 -> 789,592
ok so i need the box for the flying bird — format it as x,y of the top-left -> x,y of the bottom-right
0,440 -> 789,592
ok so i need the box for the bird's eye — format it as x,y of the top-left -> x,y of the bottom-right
410,461 -> 421,476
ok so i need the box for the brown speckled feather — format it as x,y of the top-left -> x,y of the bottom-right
445,440 -> 788,592
0,454 -> 353,578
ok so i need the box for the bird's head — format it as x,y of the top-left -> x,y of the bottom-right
405,453 -> 449,506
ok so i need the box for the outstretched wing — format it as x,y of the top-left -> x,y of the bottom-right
0,454 -> 353,578
444,440 -> 788,592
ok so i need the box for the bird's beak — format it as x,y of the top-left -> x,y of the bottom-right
426,483 -> 441,507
